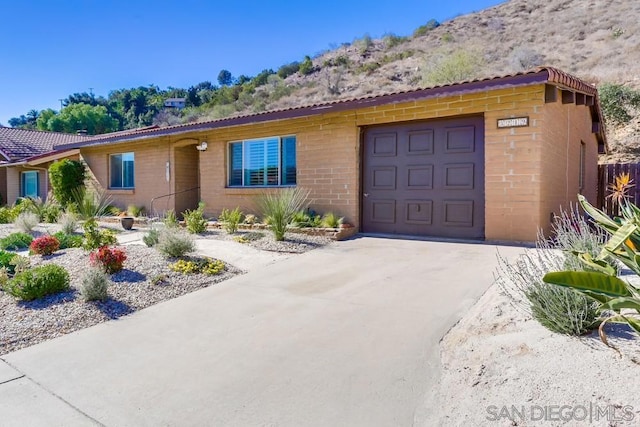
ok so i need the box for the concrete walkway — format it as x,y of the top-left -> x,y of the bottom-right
0,237 -> 523,427
115,228 -> 291,272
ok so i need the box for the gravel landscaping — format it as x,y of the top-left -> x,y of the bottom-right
0,222 -> 335,356
197,228 -> 333,253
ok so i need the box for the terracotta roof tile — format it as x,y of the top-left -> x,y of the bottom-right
53,67 -> 604,150
0,127 -> 90,162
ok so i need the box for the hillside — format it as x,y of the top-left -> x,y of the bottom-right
249,0 -> 640,162
8,0 -> 640,161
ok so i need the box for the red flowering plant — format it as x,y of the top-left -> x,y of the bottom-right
89,246 -> 127,274
29,235 -> 60,256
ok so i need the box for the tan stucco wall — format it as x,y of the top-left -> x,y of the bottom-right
78,83 -> 600,242
81,140 -> 173,214
5,165 -> 50,204
539,92 -> 599,238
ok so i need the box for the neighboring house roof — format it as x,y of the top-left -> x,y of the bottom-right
0,127 -> 90,163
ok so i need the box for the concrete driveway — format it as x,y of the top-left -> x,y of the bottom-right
0,237 -> 523,427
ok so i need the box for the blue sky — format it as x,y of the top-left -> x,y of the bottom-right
0,0 -> 503,126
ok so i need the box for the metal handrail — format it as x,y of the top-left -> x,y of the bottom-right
150,186 -> 200,218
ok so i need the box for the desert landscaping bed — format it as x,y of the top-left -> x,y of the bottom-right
0,244 -> 241,356
0,221 -> 335,356
423,283 -> 640,426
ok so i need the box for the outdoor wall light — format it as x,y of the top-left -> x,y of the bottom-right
196,141 -> 208,151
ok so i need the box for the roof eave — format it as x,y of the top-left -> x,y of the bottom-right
58,70 -> 552,150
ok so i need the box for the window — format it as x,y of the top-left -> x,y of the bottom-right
21,171 -> 39,198
110,153 -> 135,189
228,136 -> 296,187
579,141 -> 586,192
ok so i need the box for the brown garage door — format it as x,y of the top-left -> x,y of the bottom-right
362,116 -> 484,239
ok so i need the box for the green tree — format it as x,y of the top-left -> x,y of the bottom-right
299,56 -> 314,75
38,103 -> 118,135
422,49 -> 484,85
218,69 -> 233,86
48,159 -> 86,208
598,83 -> 640,125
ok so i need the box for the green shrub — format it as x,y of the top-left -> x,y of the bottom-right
323,55 -> 350,68
58,212 -> 78,235
383,33 -> 409,49
41,202 -> 61,223
357,62 -> 381,75
82,218 -> 117,250
299,55 -> 314,75
163,210 -> 179,228
169,258 -> 225,275
496,208 -> 604,336
15,197 -> 60,222
277,61 -> 300,79
322,212 -> 344,228
3,264 -> 70,301
413,19 -> 440,37
255,188 -> 310,241
53,231 -> 83,249
292,210 -> 322,228
219,207 -> 243,234
0,207 -> 15,224
598,83 -> 640,125
354,33 -> 373,55
143,228 -> 160,247
80,268 -> 109,301
156,228 -> 195,258
422,49 -> 483,85
127,204 -> 144,217
0,250 -> 18,275
0,232 -> 33,250
48,159 -> 86,208
441,32 -> 454,43
183,202 -> 207,234
14,212 -> 39,233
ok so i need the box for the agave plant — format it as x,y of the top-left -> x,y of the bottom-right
543,194 -> 640,347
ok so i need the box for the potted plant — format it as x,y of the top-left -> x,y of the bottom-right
119,211 -> 134,230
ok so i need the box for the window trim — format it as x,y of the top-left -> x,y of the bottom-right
227,135 -> 296,188
20,170 -> 39,198
109,152 -> 135,189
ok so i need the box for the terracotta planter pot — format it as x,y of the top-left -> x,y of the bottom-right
121,217 -> 134,230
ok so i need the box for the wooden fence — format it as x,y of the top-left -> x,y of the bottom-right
598,163 -> 640,215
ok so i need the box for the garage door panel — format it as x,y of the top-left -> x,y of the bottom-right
371,133 -> 397,156
371,166 -> 396,190
405,200 -> 433,225
369,199 -> 396,224
407,165 -> 433,189
407,130 -> 434,155
363,117 -> 484,239
445,126 -> 475,153
443,200 -> 474,227
444,163 -> 475,190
